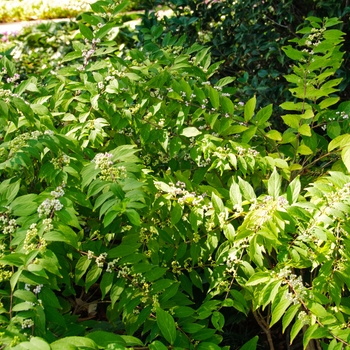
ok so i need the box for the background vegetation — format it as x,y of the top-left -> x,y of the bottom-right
0,0 -> 350,349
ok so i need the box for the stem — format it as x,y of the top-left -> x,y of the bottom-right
253,310 -> 275,350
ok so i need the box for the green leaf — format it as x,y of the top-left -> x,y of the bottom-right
125,209 -> 141,226
220,96 -> 234,114
156,307 -> 177,345
327,121 -> 341,139
51,336 -> 98,350
267,168 -> 281,199
341,146 -> 350,172
297,144 -> 313,155
240,336 -> 259,350
265,130 -> 282,141
79,23 -> 94,40
0,99 -> 8,116
197,343 -> 222,350
207,86 -> 220,109
242,126 -> 257,143
303,324 -> 319,349
75,256 -> 92,283
215,77 -> 235,87
282,114 -> 300,129
181,127 -> 202,137
62,51 -> 82,63
270,295 -> 292,327
298,124 -> 311,136
244,96 -> 256,121
290,319 -> 304,345
223,224 -> 235,241
44,225 -> 78,248
211,311 -> 225,331
149,341 -> 168,350
85,264 -> 102,292
282,46 -> 305,60
86,331 -> 125,348
255,104 -> 272,126
238,177 -> 256,201
171,201 -> 183,226
12,301 -> 34,311
246,272 -> 271,286
328,134 -> 350,151
282,303 -> 300,333
120,335 -> 143,347
10,194 -> 38,216
212,192 -> 225,214
108,238 -> 141,258
95,23 -> 115,39
100,271 -> 114,299
13,289 -> 37,303
287,176 -> 301,204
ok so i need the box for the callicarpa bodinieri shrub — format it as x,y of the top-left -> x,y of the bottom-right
1,1 -> 350,349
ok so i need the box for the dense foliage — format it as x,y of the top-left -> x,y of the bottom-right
1,1 -> 350,349
140,0 -> 350,116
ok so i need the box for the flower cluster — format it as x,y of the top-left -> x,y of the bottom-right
139,226 -> 158,244
50,154 -> 70,169
6,73 -> 20,84
7,131 -> 42,155
106,259 -> 119,273
336,111 -> 349,120
23,223 -> 47,253
297,311 -> 310,325
26,284 -> 44,295
78,38 -> 101,70
96,252 -> 108,267
0,215 -> 17,235
235,146 -> 259,157
50,184 -> 65,198
154,181 -> 206,207
21,319 -> 34,329
0,265 -> 12,282
276,267 -> 308,305
37,198 -> 63,217
92,152 -> 127,182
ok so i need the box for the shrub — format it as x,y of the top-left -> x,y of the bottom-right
140,0 -> 350,115
1,2 -> 350,350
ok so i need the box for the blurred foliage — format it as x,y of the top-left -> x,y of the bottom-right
140,0 -> 350,120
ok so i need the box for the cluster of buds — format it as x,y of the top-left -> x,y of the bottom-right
50,154 -> 70,169
8,131 -> 42,155
23,223 -> 47,253
6,73 -> 20,84
276,267 -> 308,305
235,146 -> 259,157
50,184 -> 65,198
78,38 -> 101,70
139,226 -> 157,244
154,181 -> 206,207
335,111 -> 349,120
106,259 -> 119,273
0,265 -> 12,282
21,319 -> 34,329
248,195 -> 288,231
92,152 -> 127,182
87,250 -> 109,268
0,214 -> 17,235
96,252 -> 108,267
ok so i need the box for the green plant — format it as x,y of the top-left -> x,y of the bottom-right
1,1 -> 350,349
140,0 -> 350,119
